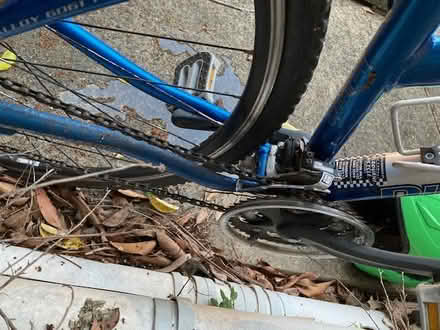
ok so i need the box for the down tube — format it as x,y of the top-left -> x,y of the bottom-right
308,0 -> 440,162
0,102 -> 256,191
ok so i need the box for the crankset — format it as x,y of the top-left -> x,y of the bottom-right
220,198 -> 440,277
220,197 -> 374,253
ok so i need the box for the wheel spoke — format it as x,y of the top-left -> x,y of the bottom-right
61,20 -> 253,55
2,42 -> 116,167
47,26 -> 226,127
0,56 -> 241,99
0,48 -> 200,148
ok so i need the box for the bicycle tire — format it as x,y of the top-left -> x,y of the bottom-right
0,0 -> 331,187
201,0 -> 331,163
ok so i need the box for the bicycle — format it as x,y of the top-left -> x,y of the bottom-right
0,0 -> 439,288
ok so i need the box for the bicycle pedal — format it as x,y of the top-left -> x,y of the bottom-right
417,282 -> 440,330
169,52 -> 221,129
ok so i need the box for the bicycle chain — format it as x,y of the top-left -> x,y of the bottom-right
0,144 -> 230,212
0,77 -> 361,222
0,76 -> 279,211
0,77 -> 270,184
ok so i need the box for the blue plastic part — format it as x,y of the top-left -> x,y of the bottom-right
0,101 -> 257,191
308,0 -> 440,162
256,143 -> 271,177
49,21 -> 231,123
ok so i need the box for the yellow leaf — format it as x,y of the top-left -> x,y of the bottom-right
0,50 -> 16,71
281,122 -> 298,131
147,193 -> 179,214
39,223 -> 84,250
39,223 -> 58,237
60,237 -> 84,250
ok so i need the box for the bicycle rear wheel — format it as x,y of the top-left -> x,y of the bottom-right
0,0 -> 330,188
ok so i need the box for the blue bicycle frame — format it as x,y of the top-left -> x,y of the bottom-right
0,0 -> 439,201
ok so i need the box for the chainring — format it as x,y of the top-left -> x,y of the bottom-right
220,196 -> 375,255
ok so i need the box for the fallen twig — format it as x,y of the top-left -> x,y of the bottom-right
0,190 -> 111,291
1,169 -> 55,203
157,253 -> 191,273
55,254 -> 82,269
0,229 -> 157,244
0,307 -> 17,330
2,164 -> 148,199
305,255 -> 380,330
55,285 -> 74,330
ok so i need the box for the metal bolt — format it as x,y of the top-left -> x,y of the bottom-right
425,152 -> 435,160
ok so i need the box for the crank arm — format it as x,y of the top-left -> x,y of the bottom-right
277,224 -> 440,277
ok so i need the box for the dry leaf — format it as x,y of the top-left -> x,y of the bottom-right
0,223 -> 7,234
277,275 -> 301,291
130,255 -> 172,267
205,192 -> 218,201
39,223 -> 58,236
10,232 -> 41,248
174,238 -> 189,252
102,205 -> 130,227
156,253 -> 191,273
132,229 -> 156,237
117,189 -> 148,200
63,191 -> 107,241
10,197 -> 29,207
110,240 -> 157,255
61,237 -> 84,250
243,266 -> 260,279
232,265 -> 263,287
297,280 -> 335,298
0,181 -> 15,194
283,287 -> 300,296
0,175 -> 18,184
255,273 -> 274,290
112,194 -> 129,207
256,260 -> 286,277
298,272 -> 319,281
91,320 -> 100,330
314,285 -> 339,303
39,223 -> 83,250
156,231 -> 184,259
209,264 -> 228,282
278,271 -> 319,290
175,209 -> 196,226
36,188 -> 66,230
47,189 -> 73,208
4,209 -> 29,231
128,215 -> 151,225
195,208 -> 211,225
61,191 -> 99,224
